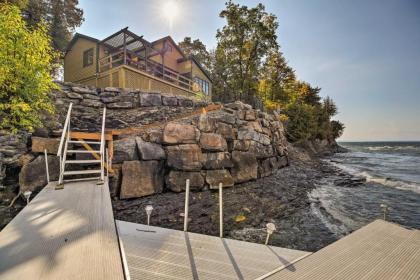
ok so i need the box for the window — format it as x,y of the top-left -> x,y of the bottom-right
83,48 -> 94,67
194,77 -> 209,95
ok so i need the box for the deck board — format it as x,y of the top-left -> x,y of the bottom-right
0,180 -> 124,280
116,220 -> 310,280
266,220 -> 420,280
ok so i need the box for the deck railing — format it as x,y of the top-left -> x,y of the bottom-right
98,51 -> 194,91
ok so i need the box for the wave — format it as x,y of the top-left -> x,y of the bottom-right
357,171 -> 420,193
366,145 -> 420,151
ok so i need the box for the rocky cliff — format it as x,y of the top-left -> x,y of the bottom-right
0,82 -> 289,201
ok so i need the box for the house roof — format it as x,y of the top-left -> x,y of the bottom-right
65,33 -> 99,54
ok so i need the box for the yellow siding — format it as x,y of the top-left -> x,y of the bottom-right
178,60 -> 192,75
64,38 -> 97,83
191,61 -> 212,98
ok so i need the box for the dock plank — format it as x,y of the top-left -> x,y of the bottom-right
116,220 -> 310,280
0,180 -> 124,280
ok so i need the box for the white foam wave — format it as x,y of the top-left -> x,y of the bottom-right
357,171 -> 420,194
366,145 -> 419,151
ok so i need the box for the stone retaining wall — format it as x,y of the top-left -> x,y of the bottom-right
0,82 -> 289,201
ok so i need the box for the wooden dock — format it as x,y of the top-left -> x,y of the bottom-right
1,178 -> 419,280
0,180 -> 124,280
266,219 -> 420,279
116,221 -> 310,280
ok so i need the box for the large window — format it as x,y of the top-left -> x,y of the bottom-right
195,77 -> 209,95
83,48 -> 94,67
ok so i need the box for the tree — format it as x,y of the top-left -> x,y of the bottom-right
3,0 -> 84,53
214,1 -> 278,103
0,3 -> 57,132
178,37 -> 211,71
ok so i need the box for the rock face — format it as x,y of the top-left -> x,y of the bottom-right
135,137 -> 166,160
19,155 -> 60,192
166,171 -> 204,192
120,160 -> 164,199
202,152 -> 233,170
206,169 -> 234,189
163,123 -> 199,144
166,144 -> 203,171
200,133 -> 227,152
231,151 -> 258,183
140,93 -> 162,106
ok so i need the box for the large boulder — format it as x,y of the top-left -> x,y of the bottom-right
113,138 -> 138,163
202,152 -> 233,170
165,171 -> 204,192
163,122 -> 199,144
140,93 -> 162,106
72,86 -> 96,94
31,137 -> 60,154
162,95 -> 178,106
206,170 -> 234,189
19,155 -> 60,192
216,122 -> 235,140
120,160 -> 164,199
198,114 -> 215,132
199,133 -> 227,152
258,157 -> 279,178
166,144 -> 203,171
135,137 -> 166,160
107,102 -> 133,109
231,151 -> 258,183
238,128 -> 271,146
80,99 -> 103,108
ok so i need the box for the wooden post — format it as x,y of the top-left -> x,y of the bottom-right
219,183 -> 223,238
44,149 -> 50,183
123,31 -> 127,65
184,179 -> 190,232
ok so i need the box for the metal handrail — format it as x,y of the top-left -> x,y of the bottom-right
57,103 -> 73,157
100,107 -> 107,181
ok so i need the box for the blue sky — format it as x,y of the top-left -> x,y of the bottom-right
76,0 -> 420,141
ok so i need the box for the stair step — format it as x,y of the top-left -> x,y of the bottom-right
63,169 -> 102,176
68,140 -> 101,145
63,177 -> 101,183
66,150 -> 102,154
65,159 -> 101,164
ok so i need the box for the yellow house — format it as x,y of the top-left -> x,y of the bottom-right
64,27 -> 212,98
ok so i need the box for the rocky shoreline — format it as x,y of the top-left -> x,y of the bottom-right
113,149 -> 355,252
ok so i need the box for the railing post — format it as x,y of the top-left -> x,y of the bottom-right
183,179 -> 190,232
44,149 -> 50,183
100,107 -> 106,182
219,182 -> 223,238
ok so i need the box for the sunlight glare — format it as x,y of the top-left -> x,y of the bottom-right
162,1 -> 179,29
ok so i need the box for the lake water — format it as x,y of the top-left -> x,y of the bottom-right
310,141 -> 420,236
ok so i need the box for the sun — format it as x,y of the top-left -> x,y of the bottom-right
162,1 -> 179,29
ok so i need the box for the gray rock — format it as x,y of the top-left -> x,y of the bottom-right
84,94 -> 100,100
66,92 -> 83,100
140,93 -> 162,106
200,133 -> 227,152
162,95 -> 178,106
71,86 -> 96,94
231,151 -> 258,183
81,99 -> 103,108
135,137 -> 166,160
198,114 -> 215,132
206,169 -> 234,189
107,102 -> 133,109
166,144 -> 203,171
216,122 -> 235,140
202,152 -> 233,170
99,91 -> 117,98
120,160 -> 164,199
166,171 -> 204,192
101,96 -> 120,103
104,87 -> 121,92
163,122 -> 199,144
113,138 -> 138,163
19,155 -> 60,192
177,97 -> 193,107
